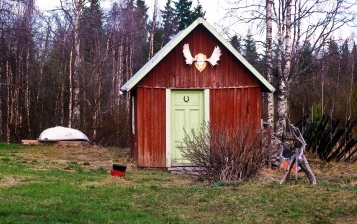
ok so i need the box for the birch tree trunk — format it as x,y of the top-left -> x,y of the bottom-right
109,10 -> 118,110
274,0 -> 284,138
25,44 -> 31,136
266,0 -> 274,126
148,0 -> 158,60
92,29 -> 105,143
92,67 -> 100,142
72,0 -> 82,128
23,0 -> 33,137
6,43 -> 11,143
275,0 -> 292,139
68,47 -> 73,128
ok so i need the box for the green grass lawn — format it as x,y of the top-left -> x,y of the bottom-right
1,143 -> 357,223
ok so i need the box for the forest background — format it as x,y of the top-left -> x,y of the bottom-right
0,0 -> 356,147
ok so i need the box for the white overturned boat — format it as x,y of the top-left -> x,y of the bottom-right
38,126 -> 90,142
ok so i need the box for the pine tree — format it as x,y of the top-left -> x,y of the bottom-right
353,43 -> 357,81
81,0 -> 103,63
133,0 -> 150,72
326,39 -> 340,82
192,0 -> 206,20
243,33 -> 258,67
340,39 -> 353,117
230,35 -> 241,53
161,0 -> 178,46
81,0 -> 106,142
174,0 -> 193,31
340,40 -> 350,78
289,42 -> 316,119
298,42 -> 314,78
135,0 -> 149,27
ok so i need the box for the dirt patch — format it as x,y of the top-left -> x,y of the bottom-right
0,176 -> 22,188
8,145 -> 357,187
17,145 -> 133,171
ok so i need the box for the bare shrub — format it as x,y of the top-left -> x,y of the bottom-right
178,122 -> 271,183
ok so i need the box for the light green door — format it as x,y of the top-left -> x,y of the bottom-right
171,90 -> 204,165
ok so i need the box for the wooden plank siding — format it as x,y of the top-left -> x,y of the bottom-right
135,87 -> 167,167
138,25 -> 262,89
209,87 -> 262,131
132,25 -> 264,167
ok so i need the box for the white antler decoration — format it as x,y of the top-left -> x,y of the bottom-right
182,44 -> 222,69
206,46 -> 222,67
182,44 -> 195,65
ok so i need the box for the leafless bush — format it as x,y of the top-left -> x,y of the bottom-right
178,122 -> 271,183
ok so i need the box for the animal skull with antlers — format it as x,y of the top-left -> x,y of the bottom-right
182,43 -> 222,72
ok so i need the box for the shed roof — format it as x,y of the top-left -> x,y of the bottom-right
121,17 -> 275,93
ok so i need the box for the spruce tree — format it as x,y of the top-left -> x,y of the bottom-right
243,33 -> 258,67
326,39 -> 340,83
192,0 -> 206,20
174,0 -> 193,31
161,0 -> 178,46
134,0 -> 150,72
81,0 -> 103,63
340,40 -> 350,78
230,35 -> 241,53
353,43 -> 357,81
298,42 -> 314,78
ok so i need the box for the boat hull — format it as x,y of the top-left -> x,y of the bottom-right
38,126 -> 89,142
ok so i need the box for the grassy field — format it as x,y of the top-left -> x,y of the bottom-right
1,143 -> 357,223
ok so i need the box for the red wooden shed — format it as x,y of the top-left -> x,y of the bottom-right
121,18 -> 275,168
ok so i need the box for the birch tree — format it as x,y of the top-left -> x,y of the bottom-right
81,0 -> 105,143
148,0 -> 159,59
266,0 -> 274,126
0,0 -> 36,142
161,0 -> 178,47
60,0 -> 86,129
224,0 -> 357,138
274,0 -> 292,138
